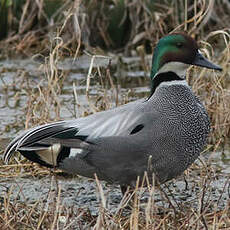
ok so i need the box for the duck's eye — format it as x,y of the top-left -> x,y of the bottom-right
176,42 -> 183,48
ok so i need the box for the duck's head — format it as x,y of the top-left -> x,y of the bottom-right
150,33 -> 222,92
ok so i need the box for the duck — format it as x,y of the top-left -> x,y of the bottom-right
4,33 -> 222,195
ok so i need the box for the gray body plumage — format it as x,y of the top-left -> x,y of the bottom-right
4,80 -> 210,187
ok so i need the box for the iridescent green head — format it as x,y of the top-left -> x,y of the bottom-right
150,33 -> 222,91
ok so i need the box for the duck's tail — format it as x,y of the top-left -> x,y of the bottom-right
3,121 -> 87,168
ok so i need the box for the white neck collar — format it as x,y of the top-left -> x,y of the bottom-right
154,62 -> 189,79
158,79 -> 188,87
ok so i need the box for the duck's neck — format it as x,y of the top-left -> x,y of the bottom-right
150,71 -> 183,94
150,62 -> 189,94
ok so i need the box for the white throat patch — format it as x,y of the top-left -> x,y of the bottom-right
159,79 -> 188,87
155,62 -> 189,79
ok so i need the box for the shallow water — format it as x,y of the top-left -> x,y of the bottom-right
0,56 -> 229,216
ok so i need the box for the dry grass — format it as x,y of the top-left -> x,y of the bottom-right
188,30 -> 230,145
1,0 -> 229,56
0,0 -> 230,229
0,162 -> 229,229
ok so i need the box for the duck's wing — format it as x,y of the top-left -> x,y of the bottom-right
3,99 -> 146,169
59,134 -> 154,185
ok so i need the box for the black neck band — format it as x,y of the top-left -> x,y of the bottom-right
148,72 -> 183,100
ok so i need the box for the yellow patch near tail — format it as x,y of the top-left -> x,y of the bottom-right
37,143 -> 61,166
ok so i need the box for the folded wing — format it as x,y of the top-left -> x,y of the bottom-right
4,99 -> 146,171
